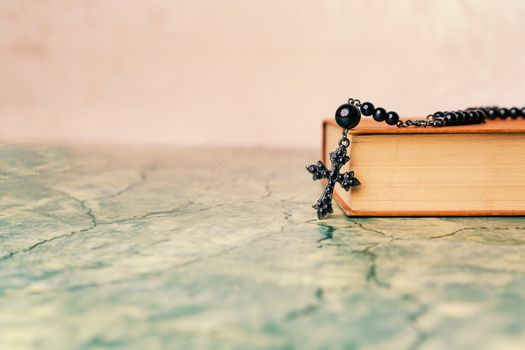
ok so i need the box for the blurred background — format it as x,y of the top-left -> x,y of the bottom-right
1,0 -> 525,148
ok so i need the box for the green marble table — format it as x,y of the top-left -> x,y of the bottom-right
1,145 -> 525,350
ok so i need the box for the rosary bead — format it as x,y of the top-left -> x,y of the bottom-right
475,111 -> 484,123
360,102 -> 375,116
509,107 -> 520,119
455,111 -> 466,124
463,111 -> 477,124
386,111 -> 399,125
470,111 -> 483,124
444,112 -> 457,126
465,111 -> 475,123
473,111 -> 483,123
433,111 -> 444,120
486,108 -> 499,120
373,107 -> 387,122
462,111 -> 470,123
335,103 -> 361,129
477,109 -> 487,120
466,111 -> 476,123
480,108 -> 490,117
498,108 -> 510,119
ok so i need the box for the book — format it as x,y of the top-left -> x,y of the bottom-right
322,118 -> 525,216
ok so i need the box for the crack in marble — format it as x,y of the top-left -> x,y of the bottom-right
45,225 -> 289,294
347,219 -> 393,238
404,295 -> 431,350
38,245 -> 244,295
408,312 -> 430,350
261,173 -> 275,200
241,227 -> 285,250
105,203 -> 227,226
24,230 -> 88,255
314,222 -> 431,349
82,200 -> 98,229
311,218 -> 395,288
92,170 -> 149,201
52,189 -> 98,228
430,227 -> 472,240
353,242 -> 391,289
0,194 -> 98,261
316,223 -> 336,246
104,201 -> 196,224
285,288 -> 324,321
0,200 -> 209,262
430,225 -> 525,240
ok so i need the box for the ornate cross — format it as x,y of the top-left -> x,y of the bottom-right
306,133 -> 360,219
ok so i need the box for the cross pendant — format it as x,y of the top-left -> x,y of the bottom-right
306,138 -> 360,219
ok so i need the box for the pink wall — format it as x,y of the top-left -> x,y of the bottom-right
2,0 -> 525,148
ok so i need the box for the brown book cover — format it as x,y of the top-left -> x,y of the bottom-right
322,118 -> 525,216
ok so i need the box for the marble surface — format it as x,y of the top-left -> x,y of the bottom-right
1,145 -> 525,350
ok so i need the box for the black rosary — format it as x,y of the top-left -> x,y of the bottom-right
306,98 -> 525,219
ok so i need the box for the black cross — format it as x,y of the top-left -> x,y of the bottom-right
306,143 -> 360,219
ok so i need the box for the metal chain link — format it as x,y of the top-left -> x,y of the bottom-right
338,129 -> 350,147
347,98 -> 361,107
396,118 -> 443,128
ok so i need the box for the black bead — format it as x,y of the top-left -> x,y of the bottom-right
472,111 -> 482,123
509,107 -> 520,119
479,110 -> 487,122
335,104 -> 361,129
476,109 -> 487,120
373,107 -> 387,122
466,111 -> 477,124
461,113 -> 467,123
486,108 -> 498,120
386,111 -> 399,125
444,112 -> 457,126
360,102 -> 375,116
462,111 -> 471,124
462,111 -> 470,123
455,111 -> 466,124
475,111 -> 483,123
433,111 -> 444,119
432,112 -> 445,126
521,107 -> 525,118
479,108 -> 490,117
498,108 -> 509,119
477,111 -> 485,122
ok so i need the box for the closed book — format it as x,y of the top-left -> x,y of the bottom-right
322,118 -> 525,216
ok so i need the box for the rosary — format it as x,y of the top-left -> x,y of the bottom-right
306,99 -> 525,219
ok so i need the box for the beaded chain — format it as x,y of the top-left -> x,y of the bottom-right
306,98 -> 525,219
336,98 -> 525,130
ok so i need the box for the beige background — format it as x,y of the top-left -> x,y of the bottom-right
1,0 -> 525,148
